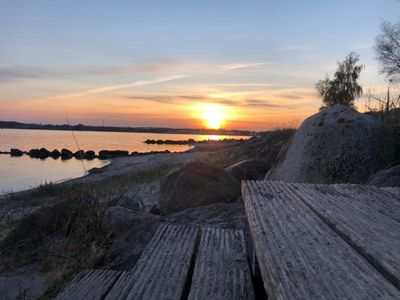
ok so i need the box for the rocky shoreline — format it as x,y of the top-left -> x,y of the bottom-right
1,106 -> 399,299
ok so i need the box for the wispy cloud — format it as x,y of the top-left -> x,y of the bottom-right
34,75 -> 186,103
221,62 -> 271,71
0,67 -> 46,81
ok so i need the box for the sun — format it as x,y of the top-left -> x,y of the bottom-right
202,105 -> 226,129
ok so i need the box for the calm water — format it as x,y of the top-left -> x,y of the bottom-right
0,129 -> 248,193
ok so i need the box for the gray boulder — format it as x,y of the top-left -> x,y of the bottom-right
267,105 -> 395,184
225,159 -> 270,181
102,206 -> 159,235
368,165 -> 400,187
158,161 -> 241,214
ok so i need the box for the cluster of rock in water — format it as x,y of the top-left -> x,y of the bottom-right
5,148 -> 172,160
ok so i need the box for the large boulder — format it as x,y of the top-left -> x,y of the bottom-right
225,159 -> 270,181
368,165 -> 400,187
267,105 -> 395,184
102,206 -> 160,235
158,162 -> 241,214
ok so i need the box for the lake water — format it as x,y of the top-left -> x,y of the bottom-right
0,129 -> 249,193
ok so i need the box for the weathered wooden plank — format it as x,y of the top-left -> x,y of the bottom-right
334,183 -> 400,203
105,223 -> 199,300
287,182 -> 400,289
242,180 -> 400,299
381,186 -> 400,196
55,269 -> 123,300
188,227 -> 254,300
314,183 -> 400,223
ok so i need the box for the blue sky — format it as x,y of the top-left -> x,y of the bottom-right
0,0 -> 399,129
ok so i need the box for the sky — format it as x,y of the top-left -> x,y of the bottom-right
0,0 -> 399,130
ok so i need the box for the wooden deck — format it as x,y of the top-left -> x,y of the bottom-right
56,181 -> 400,299
55,224 -> 254,300
242,181 -> 400,299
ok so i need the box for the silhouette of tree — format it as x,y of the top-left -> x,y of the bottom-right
316,52 -> 363,109
375,21 -> 400,83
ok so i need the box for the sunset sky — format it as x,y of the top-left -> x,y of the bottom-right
1,0 -> 399,130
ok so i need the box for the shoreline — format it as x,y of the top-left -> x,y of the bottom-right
0,122 -> 253,136
0,149 -> 209,199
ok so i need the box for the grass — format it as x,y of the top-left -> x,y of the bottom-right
0,163 -> 179,298
0,182 -> 70,210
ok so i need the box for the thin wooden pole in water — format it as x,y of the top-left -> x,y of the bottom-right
66,118 -> 87,174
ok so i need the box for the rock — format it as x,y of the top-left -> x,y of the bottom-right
225,159 -> 270,181
74,150 -> 84,159
267,105 -> 395,184
0,274 -> 49,299
99,150 -> 129,159
102,206 -> 160,235
148,204 -> 162,215
158,161 -> 241,214
368,165 -> 400,187
83,150 -> 96,160
28,148 -> 41,158
49,149 -> 61,159
10,148 -> 24,157
61,148 -> 73,160
39,148 -> 50,159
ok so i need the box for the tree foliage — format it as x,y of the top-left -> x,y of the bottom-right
375,21 -> 400,83
315,52 -> 363,108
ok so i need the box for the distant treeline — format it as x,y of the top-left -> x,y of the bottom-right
0,121 -> 253,136
144,138 -> 245,145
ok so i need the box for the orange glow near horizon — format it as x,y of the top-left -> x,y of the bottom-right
202,104 -> 226,129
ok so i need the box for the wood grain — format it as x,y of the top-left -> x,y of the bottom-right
242,180 -> 400,299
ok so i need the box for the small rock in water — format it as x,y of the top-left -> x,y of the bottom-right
83,150 -> 96,160
99,150 -> 129,159
49,149 -> 61,159
28,148 -> 41,158
10,148 -> 24,157
61,148 -> 73,160
39,148 -> 50,159
74,150 -> 84,159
